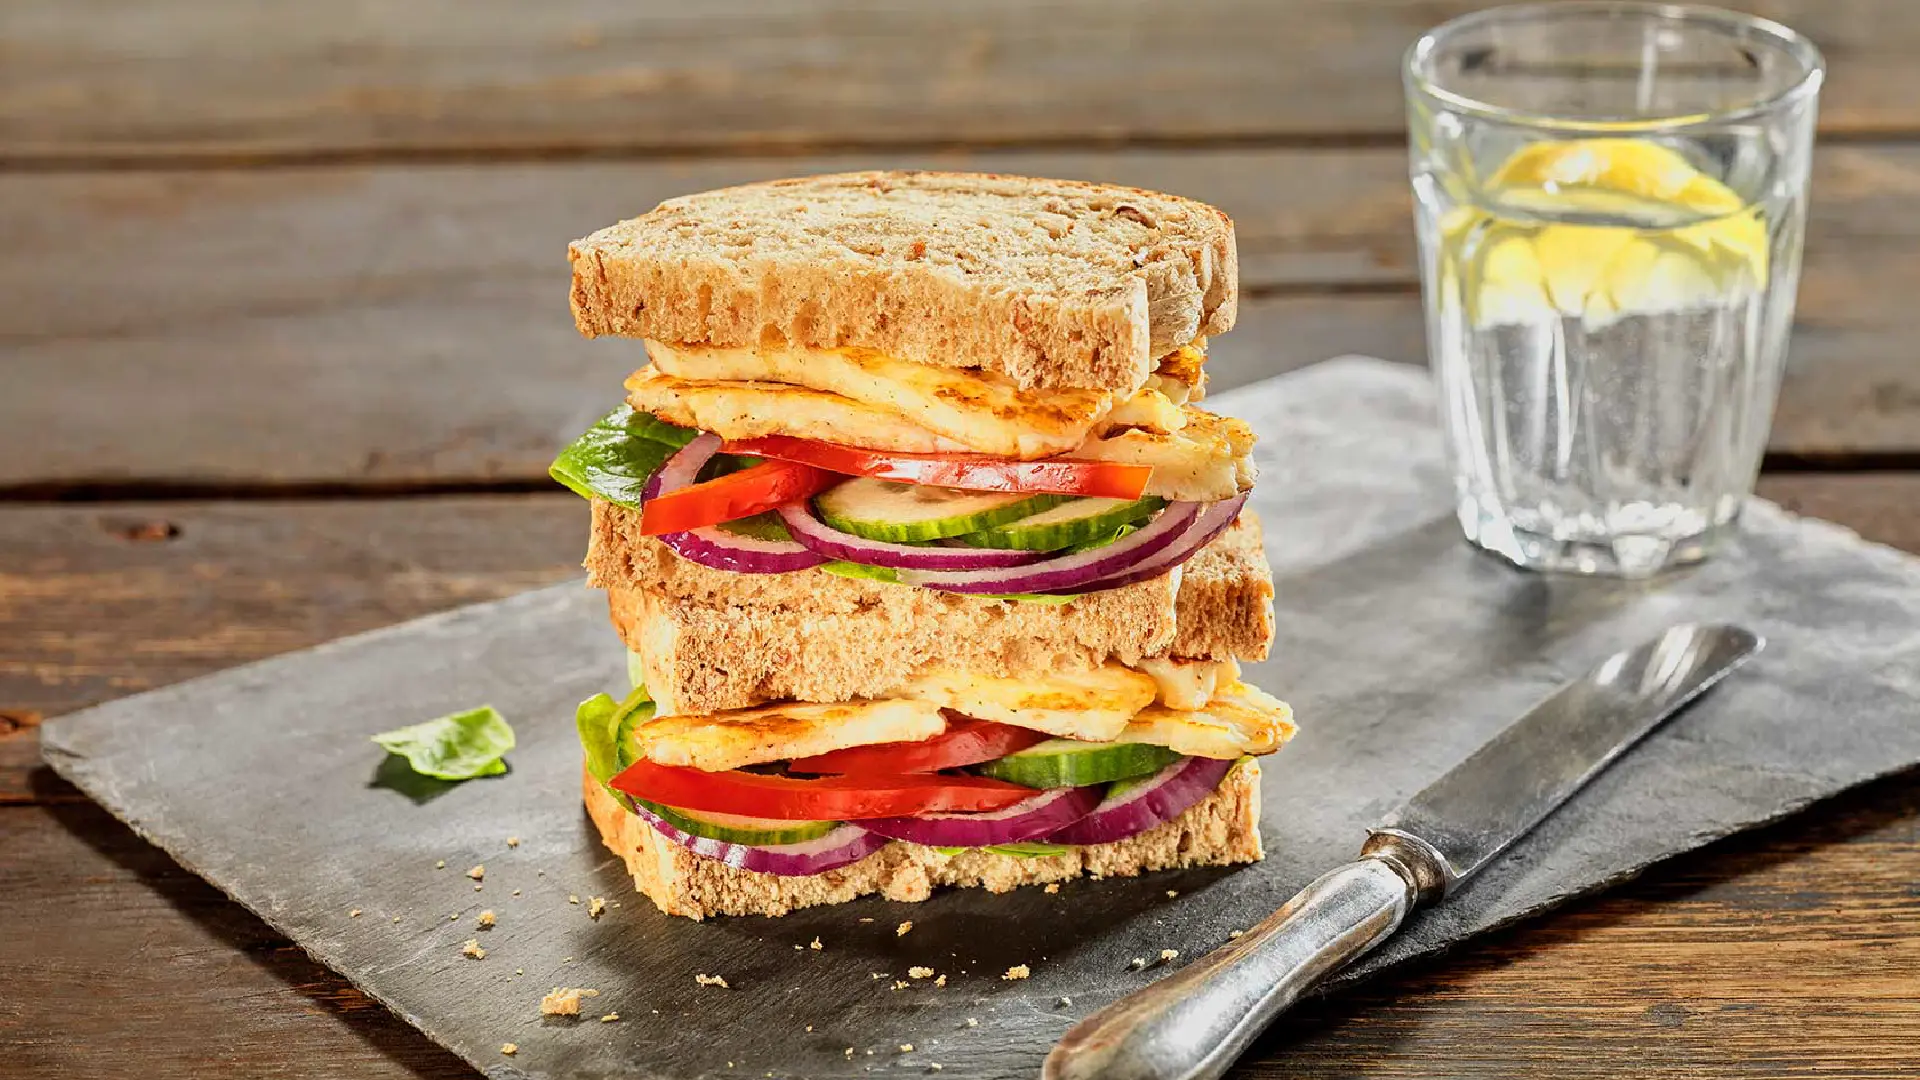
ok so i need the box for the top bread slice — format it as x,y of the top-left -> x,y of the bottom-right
568,171 -> 1238,394
586,501 -> 1275,715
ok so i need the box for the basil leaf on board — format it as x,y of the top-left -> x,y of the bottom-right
371,706 -> 515,781
548,405 -> 693,507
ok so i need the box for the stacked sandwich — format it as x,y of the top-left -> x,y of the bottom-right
553,172 -> 1295,919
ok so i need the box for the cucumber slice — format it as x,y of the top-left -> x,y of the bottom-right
814,479 -> 1065,543
975,739 -> 1182,788
638,800 -> 841,846
956,496 -> 1167,550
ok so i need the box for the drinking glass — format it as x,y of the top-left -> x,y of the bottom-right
1405,3 -> 1823,576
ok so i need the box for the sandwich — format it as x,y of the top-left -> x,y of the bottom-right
552,171 -> 1296,919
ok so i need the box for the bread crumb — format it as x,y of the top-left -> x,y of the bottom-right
1002,965 -> 1030,981
477,910 -> 496,929
511,889 -> 522,897
809,936 -> 823,950
859,917 -> 874,923
462,939 -> 487,960
600,1012 -> 620,1023
806,1025 -> 813,1032
348,909 -> 362,918
1058,996 -> 1073,1007
1159,949 -> 1179,963
500,1043 -> 517,1056
435,860 -> 446,870
540,987 -> 599,1016
568,894 -> 580,905
896,921 -> 913,937
392,915 -> 402,924
515,968 -> 523,975
935,974 -> 947,988
1229,929 -> 1245,939
931,1065 -> 943,1072
696,973 -> 730,988
899,1044 -> 914,1053
964,1018 -> 979,1028
1043,883 -> 1059,894
588,897 -> 607,920
909,966 -> 934,979
891,980 -> 910,991
467,864 -> 485,881
507,836 -> 521,848
845,1048 -> 855,1059
1128,957 -> 1146,970
473,884 -> 483,892
1166,890 -> 1179,898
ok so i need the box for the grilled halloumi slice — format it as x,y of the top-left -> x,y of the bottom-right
1149,344 -> 1209,405
1074,406 -> 1256,502
632,699 -> 947,772
895,662 -> 1160,742
646,341 -> 1114,459
1116,681 -> 1295,759
1136,656 -> 1241,710
627,366 -> 973,455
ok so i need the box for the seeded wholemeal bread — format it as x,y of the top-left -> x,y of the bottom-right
568,171 -> 1238,394
586,502 -> 1274,714
584,760 -> 1262,919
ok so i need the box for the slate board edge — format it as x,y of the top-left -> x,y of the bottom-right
37,587 -> 589,1080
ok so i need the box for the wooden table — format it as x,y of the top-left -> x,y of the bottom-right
4,3 -> 1917,1076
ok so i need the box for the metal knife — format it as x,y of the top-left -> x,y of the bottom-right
1044,622 -> 1764,1080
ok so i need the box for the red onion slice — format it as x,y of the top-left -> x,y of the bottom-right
643,432 -> 829,574
859,786 -> 1101,847
630,802 -> 886,876
776,504 -> 1043,570
1046,756 -> 1235,846
1045,493 -> 1250,594
896,501 -> 1202,595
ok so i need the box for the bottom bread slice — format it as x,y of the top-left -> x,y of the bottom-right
583,761 -> 1263,920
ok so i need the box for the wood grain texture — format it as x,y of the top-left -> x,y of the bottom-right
0,1 -> 1897,161
8,144 -> 1920,490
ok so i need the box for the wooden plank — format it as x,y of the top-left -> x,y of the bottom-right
7,144 -> 1920,490
0,1 -> 1901,161
0,799 -> 474,1080
3,747 -> 1914,1079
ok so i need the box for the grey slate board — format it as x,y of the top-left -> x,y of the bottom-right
41,357 -> 1920,1080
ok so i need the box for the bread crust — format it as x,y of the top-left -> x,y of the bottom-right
568,171 -> 1237,394
586,503 -> 1274,714
583,760 -> 1263,920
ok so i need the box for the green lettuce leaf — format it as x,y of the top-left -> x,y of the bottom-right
932,842 -> 1075,858
576,686 -> 656,790
372,706 -> 515,780
548,405 -> 696,507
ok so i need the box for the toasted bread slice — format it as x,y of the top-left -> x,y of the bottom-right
584,760 -> 1263,920
587,503 -> 1276,715
569,171 -> 1237,395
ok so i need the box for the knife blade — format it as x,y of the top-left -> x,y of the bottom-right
1043,622 -> 1764,1080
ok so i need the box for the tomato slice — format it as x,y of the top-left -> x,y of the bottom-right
638,459 -> 837,536
609,760 -> 1037,821
722,435 -> 1151,500
786,718 -> 1049,775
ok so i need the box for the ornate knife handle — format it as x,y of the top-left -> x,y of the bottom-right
1043,834 -> 1447,1080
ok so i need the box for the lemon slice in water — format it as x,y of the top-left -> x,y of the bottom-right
1444,139 -> 1768,330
